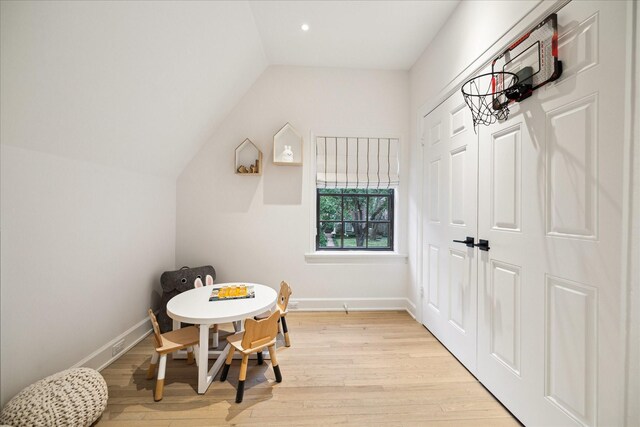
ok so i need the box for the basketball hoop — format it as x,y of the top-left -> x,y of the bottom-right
462,13 -> 563,132
461,71 -> 519,132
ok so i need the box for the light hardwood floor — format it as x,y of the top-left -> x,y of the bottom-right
97,311 -> 520,426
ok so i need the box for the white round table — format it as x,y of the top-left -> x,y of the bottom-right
167,283 -> 277,325
166,283 -> 277,394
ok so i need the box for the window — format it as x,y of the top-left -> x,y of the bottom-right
314,136 -> 399,253
317,188 -> 394,250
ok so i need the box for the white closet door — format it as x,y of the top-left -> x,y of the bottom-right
477,1 -> 628,425
422,91 -> 478,373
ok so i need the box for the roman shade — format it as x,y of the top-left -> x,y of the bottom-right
316,137 -> 399,188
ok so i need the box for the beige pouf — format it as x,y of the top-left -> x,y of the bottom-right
0,367 -> 108,427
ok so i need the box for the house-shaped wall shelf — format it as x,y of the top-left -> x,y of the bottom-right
273,123 -> 303,166
235,138 -> 262,175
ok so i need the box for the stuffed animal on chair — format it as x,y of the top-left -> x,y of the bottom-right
157,265 -> 216,332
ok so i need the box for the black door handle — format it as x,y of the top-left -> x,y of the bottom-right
453,236 -> 475,248
474,239 -> 490,251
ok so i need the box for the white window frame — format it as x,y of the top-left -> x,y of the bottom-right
305,131 -> 407,264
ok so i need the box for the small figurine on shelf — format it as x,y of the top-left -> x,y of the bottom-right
249,164 -> 256,173
281,145 -> 294,163
237,165 -> 248,173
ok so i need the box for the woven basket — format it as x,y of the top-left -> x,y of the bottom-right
0,367 -> 108,427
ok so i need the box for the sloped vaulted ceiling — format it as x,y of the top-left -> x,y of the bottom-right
0,1 -> 268,177
0,1 -> 458,178
249,0 -> 458,70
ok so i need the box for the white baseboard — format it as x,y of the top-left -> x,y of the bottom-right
74,299 -> 418,372
405,299 -> 417,319
290,297 -> 416,315
73,317 -> 152,372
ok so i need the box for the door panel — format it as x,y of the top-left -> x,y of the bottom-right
476,1 -> 627,425
427,244 -> 440,309
545,275 -> 597,426
490,126 -> 521,232
489,260 -> 521,376
422,91 -> 478,373
545,94 -> 598,239
428,159 -> 441,223
448,248 -> 467,332
450,146 -> 467,226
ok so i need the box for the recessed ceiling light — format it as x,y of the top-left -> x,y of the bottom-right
301,23 -> 310,32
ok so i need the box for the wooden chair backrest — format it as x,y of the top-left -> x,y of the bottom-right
148,309 -> 163,348
241,310 -> 280,351
277,281 -> 293,312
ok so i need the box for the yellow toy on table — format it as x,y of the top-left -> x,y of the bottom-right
209,285 -> 255,301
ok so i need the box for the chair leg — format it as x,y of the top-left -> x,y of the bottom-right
236,354 -> 249,403
186,346 -> 195,365
147,352 -> 159,380
268,345 -> 282,383
220,347 -> 235,382
281,316 -> 291,347
257,350 -> 263,365
155,354 -> 167,401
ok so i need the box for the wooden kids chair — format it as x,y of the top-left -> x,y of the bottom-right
276,281 -> 293,347
147,309 -> 199,401
255,281 -> 293,347
219,310 -> 282,403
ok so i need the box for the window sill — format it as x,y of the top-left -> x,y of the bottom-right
304,251 -> 408,264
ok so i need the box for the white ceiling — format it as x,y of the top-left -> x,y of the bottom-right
1,1 -> 458,178
250,1 -> 459,70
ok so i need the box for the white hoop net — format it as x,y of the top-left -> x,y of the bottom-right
461,72 -> 518,132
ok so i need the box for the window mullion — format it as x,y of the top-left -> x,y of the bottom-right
365,194 -> 370,249
341,192 -> 345,249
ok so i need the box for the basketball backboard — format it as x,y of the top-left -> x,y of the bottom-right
493,13 -> 563,104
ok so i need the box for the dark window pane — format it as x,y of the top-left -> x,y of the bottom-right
367,223 -> 390,248
318,222 -> 341,248
319,196 -> 342,220
368,196 -> 389,220
343,222 -> 367,248
344,196 -> 367,221
316,188 -> 394,251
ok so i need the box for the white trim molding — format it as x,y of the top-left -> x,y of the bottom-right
290,297 -> 415,314
73,316 -> 152,372
304,251 -> 408,264
625,1 -> 640,425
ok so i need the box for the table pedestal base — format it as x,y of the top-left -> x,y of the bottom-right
172,320 -> 270,394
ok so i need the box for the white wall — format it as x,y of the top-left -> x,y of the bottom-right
0,0 -> 193,406
0,145 -> 175,405
406,0 -> 541,318
0,0 -> 267,178
176,65 -> 410,309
